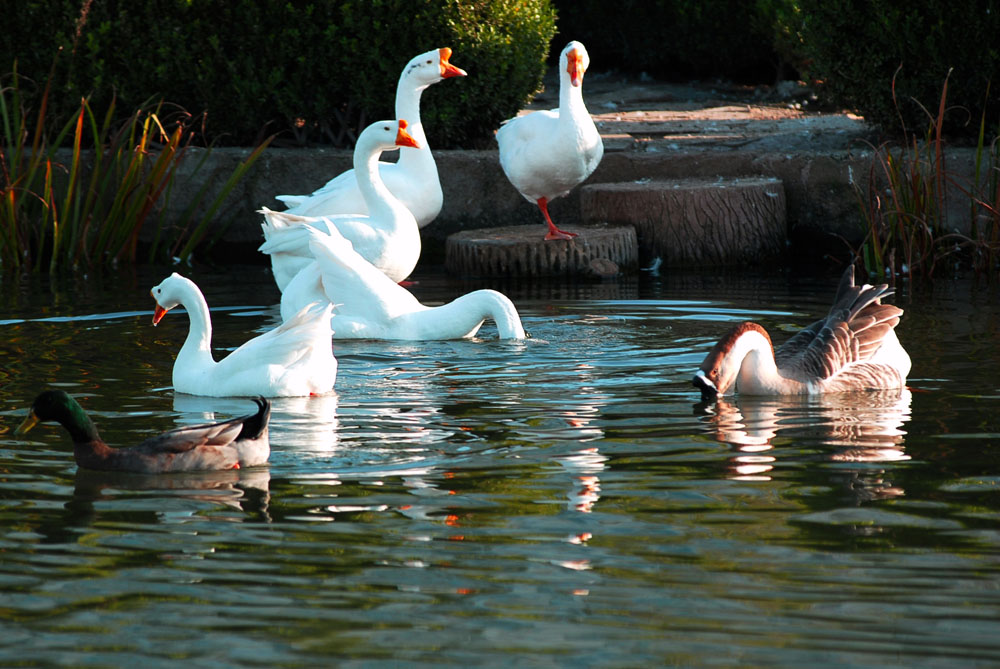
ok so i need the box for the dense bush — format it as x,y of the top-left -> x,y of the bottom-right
1,0 -> 556,148
797,0 -> 1000,139
550,0 -> 799,83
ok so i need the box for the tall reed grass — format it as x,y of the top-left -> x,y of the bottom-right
1,61 -> 270,273
853,68 -> 1000,279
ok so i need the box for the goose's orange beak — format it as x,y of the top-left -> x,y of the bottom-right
151,291 -> 169,325
567,48 -> 585,87
395,119 -> 421,149
439,47 -> 467,79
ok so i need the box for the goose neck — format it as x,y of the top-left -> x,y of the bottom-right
177,284 -> 214,354
733,332 -> 785,394
457,290 -> 526,340
356,145 -> 406,221
395,81 -> 429,167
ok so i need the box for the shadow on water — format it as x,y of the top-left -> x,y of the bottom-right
2,263 -> 1000,665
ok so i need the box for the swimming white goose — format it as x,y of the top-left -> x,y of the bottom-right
264,223 -> 526,340
259,118 -> 422,289
275,47 -> 466,228
496,40 -> 604,241
151,273 -> 337,397
693,265 -> 911,397
16,390 -> 271,472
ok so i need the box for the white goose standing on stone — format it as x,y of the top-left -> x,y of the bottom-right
693,265 -> 911,397
259,119 -> 422,290
496,40 -> 603,241
275,47 -> 466,228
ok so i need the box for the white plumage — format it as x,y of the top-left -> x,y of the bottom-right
276,47 -> 466,228
496,41 -> 603,240
152,273 -> 337,397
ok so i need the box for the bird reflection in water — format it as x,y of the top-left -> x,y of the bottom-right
555,447 -> 608,514
696,388 -> 912,500
173,392 -> 340,455
66,466 -> 272,527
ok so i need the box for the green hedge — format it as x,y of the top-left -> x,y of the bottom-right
2,0 -> 556,148
797,0 -> 1000,138
550,0 -> 798,83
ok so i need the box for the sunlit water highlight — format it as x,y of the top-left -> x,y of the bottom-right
1,265 -> 999,666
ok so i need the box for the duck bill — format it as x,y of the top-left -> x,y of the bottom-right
152,303 -> 169,326
692,371 -> 719,401
395,122 -> 421,150
438,47 -> 467,79
567,49 -> 585,87
15,410 -> 39,436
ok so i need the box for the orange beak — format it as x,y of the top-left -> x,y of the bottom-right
395,119 -> 421,149
439,47 -> 467,79
151,292 -> 169,325
567,48 -> 585,87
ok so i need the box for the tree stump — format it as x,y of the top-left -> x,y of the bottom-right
445,224 -> 638,278
580,177 -> 787,266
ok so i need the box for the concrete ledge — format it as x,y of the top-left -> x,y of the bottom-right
139,143 -> 984,268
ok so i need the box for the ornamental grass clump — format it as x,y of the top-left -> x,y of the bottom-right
853,69 -> 1000,279
1,62 -> 270,273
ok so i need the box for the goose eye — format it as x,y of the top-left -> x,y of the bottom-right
383,125 -> 391,131
426,59 -> 432,64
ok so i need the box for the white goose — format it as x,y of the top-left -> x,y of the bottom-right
263,223 -> 526,340
496,40 -> 604,241
275,47 -> 466,228
693,265 -> 911,397
151,273 -> 337,397
259,119 -> 422,289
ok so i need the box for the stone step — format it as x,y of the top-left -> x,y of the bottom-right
580,177 -> 787,266
445,224 -> 637,278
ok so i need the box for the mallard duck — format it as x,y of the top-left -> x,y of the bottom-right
264,223 -> 526,340
496,41 -> 604,241
259,119 -> 422,289
152,273 -> 337,397
15,390 -> 270,473
693,265 -> 911,397
275,47 -> 466,228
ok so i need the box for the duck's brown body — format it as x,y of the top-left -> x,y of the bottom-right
17,392 -> 270,474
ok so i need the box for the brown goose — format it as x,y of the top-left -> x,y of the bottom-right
16,390 -> 270,473
693,265 -> 910,398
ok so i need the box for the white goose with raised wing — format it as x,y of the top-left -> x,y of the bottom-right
259,119 -> 422,289
264,223 -> 526,341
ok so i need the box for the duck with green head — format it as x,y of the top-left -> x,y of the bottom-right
15,390 -> 270,473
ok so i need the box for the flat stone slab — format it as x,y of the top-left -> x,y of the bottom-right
580,177 -> 787,267
445,224 -> 638,278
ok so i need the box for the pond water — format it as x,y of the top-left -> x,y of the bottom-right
1,263 -> 1000,667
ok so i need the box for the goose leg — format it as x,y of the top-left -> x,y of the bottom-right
537,197 -> 577,240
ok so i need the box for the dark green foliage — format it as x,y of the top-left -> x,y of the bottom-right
798,0 -> 1000,139
2,0 -> 555,148
550,0 -> 797,83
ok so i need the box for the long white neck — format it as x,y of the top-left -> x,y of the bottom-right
395,77 -> 430,170
174,283 -> 217,372
732,331 -> 792,394
559,73 -> 590,126
354,140 -> 410,224
408,290 -> 525,340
